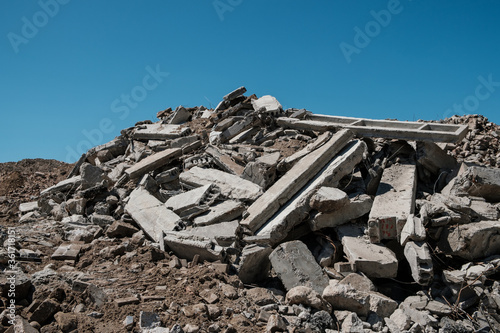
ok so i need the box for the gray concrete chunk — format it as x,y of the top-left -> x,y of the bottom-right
438,220 -> 500,260
133,123 -> 190,140
165,184 -> 213,214
400,214 -> 426,246
337,224 -> 398,278
237,244 -> 272,284
241,129 -> 354,232
251,95 -> 283,115
309,187 -> 349,213
269,240 -> 330,294
404,241 -> 433,286
180,166 -> 262,201
169,106 -> 191,124
193,200 -> 244,227
19,201 -> 39,213
125,186 -> 182,242
223,86 -> 246,101
163,232 -> 225,262
368,163 -> 417,243
125,148 -> 181,179
40,175 -> 82,195
310,194 -> 373,231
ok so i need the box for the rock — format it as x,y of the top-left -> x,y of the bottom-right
310,187 -> 349,213
389,308 -> 412,331
29,298 -> 60,324
0,270 -> 32,300
341,312 -> 364,333
54,312 -> 78,332
266,314 -> 287,333
139,311 -> 162,330
245,288 -> 276,306
286,286 -> 332,312
309,310 -> 335,332
106,220 -> 139,238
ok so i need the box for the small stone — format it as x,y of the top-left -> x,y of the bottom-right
266,314 -> 287,333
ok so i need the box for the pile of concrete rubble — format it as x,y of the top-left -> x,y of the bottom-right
6,87 -> 500,332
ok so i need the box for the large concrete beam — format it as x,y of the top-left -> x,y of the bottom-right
240,129 -> 354,232
368,163 -> 417,243
125,148 -> 181,179
253,140 -> 367,245
133,123 -> 190,140
277,114 -> 468,143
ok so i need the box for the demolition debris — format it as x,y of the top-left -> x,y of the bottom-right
2,86 -> 500,332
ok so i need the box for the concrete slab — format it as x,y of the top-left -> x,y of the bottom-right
51,243 -> 82,260
310,194 -> 373,231
163,232 -> 225,262
165,184 -> 213,214
252,95 -> 283,115
192,200 -> 244,227
336,224 -> 398,278
41,176 -> 82,196
185,220 -> 239,246
125,186 -> 182,243
179,166 -> 262,201
222,117 -> 254,141
404,241 -> 433,286
255,140 -> 366,244
223,86 -> 246,101
400,214 -> 426,246
125,148 -> 181,179
368,163 -> 417,243
133,123 -> 190,140
155,167 -> 180,184
269,240 -> 330,294
438,220 -> 500,260
241,152 -> 280,189
277,132 -> 331,172
416,141 -> 457,175
206,146 -> 245,175
168,106 -> 191,124
170,135 -> 199,148
19,201 -> 39,214
309,187 -> 349,213
241,129 -> 354,232
237,244 -> 272,283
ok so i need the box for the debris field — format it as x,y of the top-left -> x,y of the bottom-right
1,86 -> 500,332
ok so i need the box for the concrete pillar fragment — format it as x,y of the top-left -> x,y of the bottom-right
404,241 -> 433,286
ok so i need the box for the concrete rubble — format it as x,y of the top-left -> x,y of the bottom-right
5,87 -> 500,332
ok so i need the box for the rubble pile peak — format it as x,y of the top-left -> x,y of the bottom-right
4,86 -> 500,332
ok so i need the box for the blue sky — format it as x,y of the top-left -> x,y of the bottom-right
1,1 -> 500,163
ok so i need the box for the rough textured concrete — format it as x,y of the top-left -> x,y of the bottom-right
165,184 -> 213,214
125,148 -> 181,179
241,129 -> 354,232
255,140 -> 366,244
192,200 -> 244,227
269,240 -> 330,294
337,224 -> 398,278
404,241 -> 433,286
251,95 -> 283,115
309,187 -> 349,213
132,123 -> 189,140
163,232 -> 225,262
310,194 -> 373,231
186,220 -> 239,247
368,163 -> 417,243
40,176 -> 82,195
443,166 -> 500,203
438,220 -> 500,260
125,186 -> 182,242
400,214 -> 426,246
237,244 -> 272,284
180,166 -> 262,201
416,141 -> 457,175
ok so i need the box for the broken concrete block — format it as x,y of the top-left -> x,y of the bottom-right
133,123 -> 190,140
66,198 -> 87,215
106,220 -> 139,238
125,148 -> 181,179
0,270 -> 32,300
322,279 -> 370,316
222,117 -> 254,141
125,186 -> 182,243
400,214 -> 426,246
309,187 -> 349,213
286,286 -> 332,312
310,194 -> 373,231
29,298 -> 61,324
192,200 -> 244,227
205,146 -> 245,175
51,243 -> 82,261
40,175 -> 82,196
417,141 -> 457,175
186,220 -> 239,247
470,198 -> 500,220
241,129 -> 354,232
368,163 -> 417,243
80,162 -> 106,189
241,152 -> 280,189
404,241 -> 433,286
155,167 -> 180,184
223,86 -> 246,101
269,240 -> 330,294
165,184 -> 213,215
5,316 -> 39,333
251,95 -> 283,115
339,273 -> 376,292
438,220 -> 500,260
237,244 -> 272,284
179,167 -> 262,201
91,214 -> 115,227
19,201 -> 38,214
255,140 -> 367,244
163,232 -> 225,262
336,224 -> 398,278
443,166 -> 500,203
169,106 -> 191,124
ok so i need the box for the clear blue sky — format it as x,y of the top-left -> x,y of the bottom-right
1,1 -> 500,163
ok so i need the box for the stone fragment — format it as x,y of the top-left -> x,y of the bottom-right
443,165 -> 500,202
237,244 -> 272,283
341,312 -> 364,333
54,312 -> 78,332
106,220 -> 139,238
241,152 -> 280,189
163,232 -> 225,262
404,241 -> 433,286
125,148 -> 181,179
200,289 -> 219,304
186,220 -> 239,246
389,308 -> 412,331
65,198 -> 87,215
80,162 -> 106,189
285,286 -> 332,312
29,298 -> 60,324
245,287 -> 276,306
309,311 -> 335,331
223,86 -> 246,101
133,123 -> 189,140
252,95 -> 283,115
309,187 -> 349,213
339,273 -> 376,292
155,167 -> 180,184
0,270 -> 32,300
169,105 -> 191,124
269,240 -> 330,294
115,296 -> 140,306
51,243 -> 82,261
91,214 -> 115,227
416,141 -> 457,175
368,163 -> 417,243
4,316 -> 38,333
19,201 -> 38,214
165,184 -> 213,214
180,167 -> 262,201
139,311 -> 161,330
193,200 -> 244,227
400,214 -> 426,246
266,314 -> 287,333
336,224 -> 398,278
310,194 -> 373,231
41,175 -> 82,195
125,186 -> 182,243
322,280 -> 370,316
